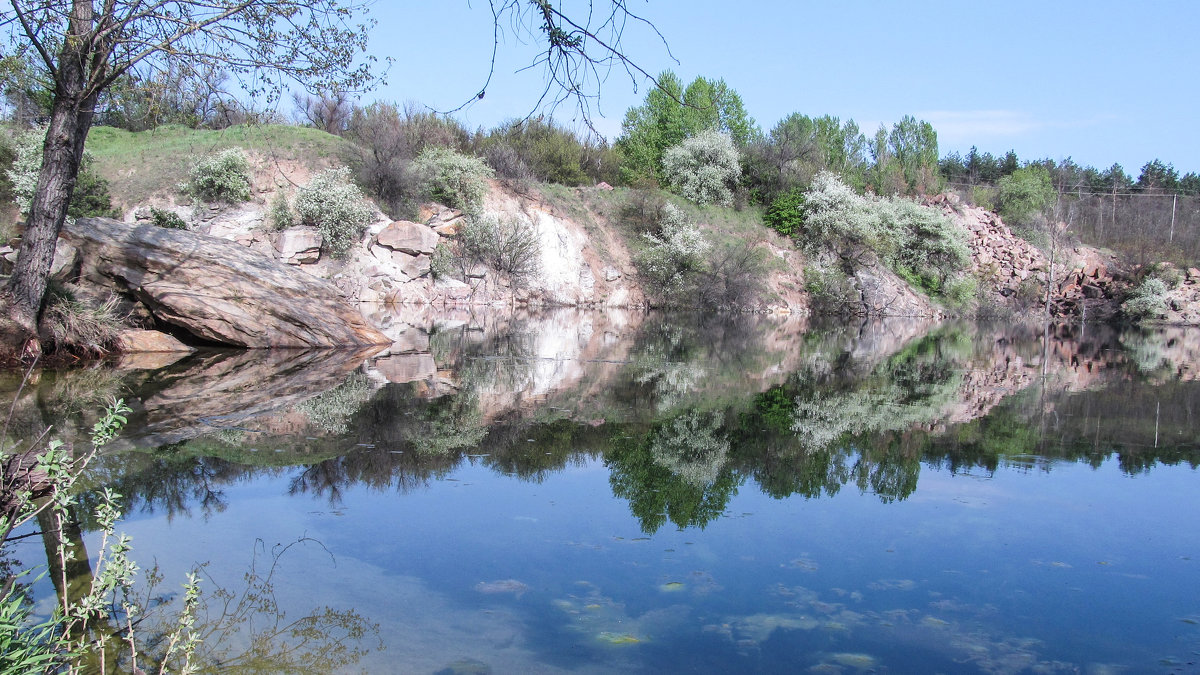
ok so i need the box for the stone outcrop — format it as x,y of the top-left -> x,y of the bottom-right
932,196 -> 1128,319
62,217 -> 390,348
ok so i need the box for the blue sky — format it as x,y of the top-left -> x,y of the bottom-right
365,1 -> 1199,175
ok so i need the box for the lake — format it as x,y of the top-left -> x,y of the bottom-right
4,309 -> 1199,673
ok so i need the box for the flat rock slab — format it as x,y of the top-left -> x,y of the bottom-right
64,218 -> 390,348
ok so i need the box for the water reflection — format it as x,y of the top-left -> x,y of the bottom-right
4,311 -> 1191,529
6,310 -> 1200,671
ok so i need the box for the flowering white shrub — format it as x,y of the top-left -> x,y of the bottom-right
187,147 -> 252,202
661,129 -> 740,206
295,167 -> 374,257
412,146 -> 493,213
802,171 -> 970,297
634,203 -> 711,300
7,127 -> 45,214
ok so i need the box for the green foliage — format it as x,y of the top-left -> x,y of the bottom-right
66,164 -> 120,219
411,146 -> 493,213
763,188 -> 806,236
0,578 -> 63,674
0,400 -> 134,672
5,127 -> 43,214
150,206 -> 187,229
799,172 -> 970,302
998,165 -> 1055,224
634,203 -> 711,303
430,242 -> 455,279
648,410 -> 730,487
479,118 -> 617,186
803,263 -> 858,314
744,113 -> 868,202
294,166 -> 374,257
866,116 -> 940,195
617,70 -> 757,184
269,192 -> 294,230
661,129 -> 740,207
1121,277 -> 1169,322
456,215 -> 542,283
185,147 -> 252,203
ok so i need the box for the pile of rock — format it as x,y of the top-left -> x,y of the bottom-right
932,196 -> 1127,318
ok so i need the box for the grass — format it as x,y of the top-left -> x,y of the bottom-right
85,124 -> 354,207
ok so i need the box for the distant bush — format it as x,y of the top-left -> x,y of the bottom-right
346,102 -> 470,218
269,192 -> 294,230
1122,277 -> 1169,322
478,118 -> 619,187
6,127 -> 43,213
635,203 -> 711,302
997,165 -> 1054,224
186,147 -> 252,203
295,167 -> 374,257
412,146 -> 493,213
294,372 -> 374,434
661,129 -> 740,207
7,127 -> 117,219
457,215 -> 541,283
803,263 -> 858,315
763,188 -> 806,236
67,164 -> 120,219
149,207 -> 187,229
798,171 -> 970,301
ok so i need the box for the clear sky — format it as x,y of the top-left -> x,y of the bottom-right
365,1 -> 1199,175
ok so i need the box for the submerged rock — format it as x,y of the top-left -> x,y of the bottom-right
63,218 -> 389,348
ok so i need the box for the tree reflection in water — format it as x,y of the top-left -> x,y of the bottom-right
25,314 -> 1200,535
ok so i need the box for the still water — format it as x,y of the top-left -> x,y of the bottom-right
4,310 -> 1200,673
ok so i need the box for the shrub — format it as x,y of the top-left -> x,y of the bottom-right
269,192 -> 294,230
648,410 -> 730,486
5,127 -> 118,219
6,127 -> 43,213
41,286 -> 125,356
457,215 -> 541,283
345,102 -> 470,218
411,146 -> 493,213
186,147 -> 252,203
294,372 -> 374,434
634,203 -> 711,303
661,129 -> 740,206
803,263 -> 858,315
998,165 -> 1054,224
430,242 -> 456,279
799,172 -> 970,302
698,241 -> 768,309
478,117 -> 619,187
1122,277 -> 1169,322
150,206 -> 187,229
294,167 -> 375,257
763,188 -> 806,236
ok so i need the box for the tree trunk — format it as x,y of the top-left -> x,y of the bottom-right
3,21 -> 98,358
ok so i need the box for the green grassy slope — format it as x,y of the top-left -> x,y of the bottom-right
85,124 -> 353,207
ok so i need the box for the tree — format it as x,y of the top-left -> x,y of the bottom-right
1137,159 -> 1180,193
887,115 -> 939,194
293,89 -> 354,136
0,1 -> 379,357
998,165 -> 1055,224
617,70 -> 756,184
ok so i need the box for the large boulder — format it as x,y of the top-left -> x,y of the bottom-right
375,220 -> 439,255
63,218 -> 390,348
